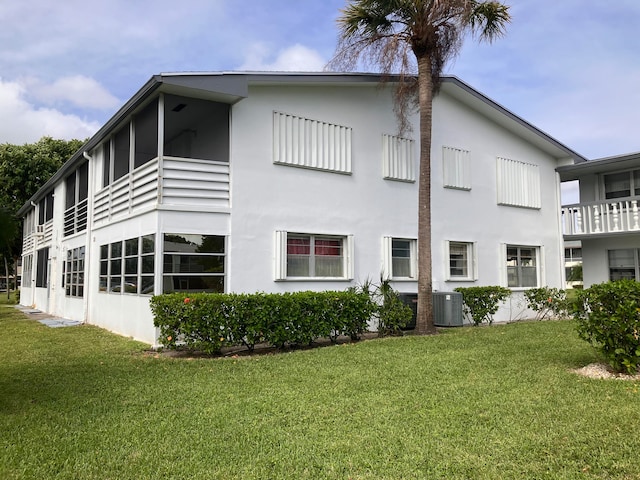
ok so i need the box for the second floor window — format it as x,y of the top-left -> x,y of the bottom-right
603,170 -> 640,199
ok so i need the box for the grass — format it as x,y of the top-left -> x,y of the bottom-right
1,306 -> 639,479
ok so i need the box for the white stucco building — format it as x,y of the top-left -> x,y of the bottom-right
18,72 -> 585,345
559,152 -> 640,287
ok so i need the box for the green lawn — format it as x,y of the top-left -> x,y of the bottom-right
1,305 -> 639,479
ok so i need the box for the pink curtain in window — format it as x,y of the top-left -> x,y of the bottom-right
287,237 -> 310,255
315,239 -> 341,256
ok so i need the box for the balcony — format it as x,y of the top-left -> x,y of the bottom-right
561,198 -> 640,238
93,156 -> 229,226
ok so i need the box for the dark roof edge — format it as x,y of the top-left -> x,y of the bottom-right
17,76 -> 163,217
441,76 -> 587,164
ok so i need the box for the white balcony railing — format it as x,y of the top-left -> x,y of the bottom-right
561,198 -> 640,236
93,156 -> 229,226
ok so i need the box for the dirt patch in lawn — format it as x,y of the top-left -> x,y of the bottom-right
573,363 -> 640,381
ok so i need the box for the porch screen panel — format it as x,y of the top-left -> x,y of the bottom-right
497,157 -> 541,209
383,134 -> 415,182
273,111 -> 352,174
443,146 -> 471,190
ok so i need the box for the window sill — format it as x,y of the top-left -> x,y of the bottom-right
278,277 -> 352,282
445,278 -> 477,282
389,277 -> 417,282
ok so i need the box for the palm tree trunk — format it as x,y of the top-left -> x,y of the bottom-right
415,54 -> 436,335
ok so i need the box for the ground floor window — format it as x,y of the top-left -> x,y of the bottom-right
608,249 -> 639,281
99,234 -> 155,295
446,241 -> 476,281
23,254 -> 33,286
287,234 -> 345,278
35,247 -> 49,288
162,234 -> 225,293
65,246 -> 85,297
506,245 -> 539,288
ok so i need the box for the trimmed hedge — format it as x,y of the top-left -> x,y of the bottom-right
150,291 -> 376,354
454,286 -> 511,326
573,280 -> 640,374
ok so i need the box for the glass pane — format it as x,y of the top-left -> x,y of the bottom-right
125,257 -> 138,275
99,276 -> 108,292
163,234 -> 224,253
287,236 -> 310,255
608,249 -> 635,268
140,275 -> 154,295
100,261 -> 108,276
507,266 -> 519,287
287,255 -> 310,277
100,245 -> 108,260
110,241 -> 122,258
392,257 -> 411,277
142,234 -> 155,254
521,267 -> 537,287
604,172 -> 631,199
315,255 -> 343,277
125,238 -> 138,256
109,276 -> 122,292
162,275 -> 224,293
141,255 -> 154,274
392,239 -> 411,258
315,238 -> 342,256
110,259 -> 122,276
124,276 -> 138,294
163,254 -> 224,274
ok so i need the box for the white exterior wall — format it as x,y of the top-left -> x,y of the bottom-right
228,84 -> 419,295
431,93 -> 565,321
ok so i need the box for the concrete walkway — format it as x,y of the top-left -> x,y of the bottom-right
13,304 -> 82,328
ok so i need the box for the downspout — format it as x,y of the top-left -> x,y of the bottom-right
82,151 -> 95,325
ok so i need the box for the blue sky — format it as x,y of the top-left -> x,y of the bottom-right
2,0 -> 640,165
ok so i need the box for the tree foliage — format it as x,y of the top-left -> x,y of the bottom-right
0,136 -> 84,284
331,0 -> 510,334
0,137 -> 84,215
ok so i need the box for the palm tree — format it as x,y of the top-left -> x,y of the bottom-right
330,0 -> 510,334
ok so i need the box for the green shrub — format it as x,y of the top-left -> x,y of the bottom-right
149,290 -> 376,353
573,280 -> 640,374
454,286 -> 511,326
352,279 -> 413,336
524,287 -> 569,319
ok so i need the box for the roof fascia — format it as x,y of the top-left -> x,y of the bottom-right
440,76 -> 586,164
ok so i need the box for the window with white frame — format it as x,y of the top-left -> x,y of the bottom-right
382,237 -> 417,279
608,249 -> 639,281
65,246 -> 85,298
275,231 -> 353,280
100,234 -> 155,295
506,245 -> 539,288
162,234 -> 224,293
603,170 -> 640,199
446,241 -> 476,281
496,157 -> 541,209
443,146 -> 471,190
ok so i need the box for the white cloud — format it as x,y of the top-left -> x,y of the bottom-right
239,43 -> 326,72
0,79 -> 100,144
23,75 -> 120,110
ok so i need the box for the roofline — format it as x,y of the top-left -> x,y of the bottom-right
17,71 -> 586,216
556,150 -> 640,181
440,76 -> 587,164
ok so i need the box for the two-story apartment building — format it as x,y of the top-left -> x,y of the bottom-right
18,72 -> 585,345
559,152 -> 640,287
